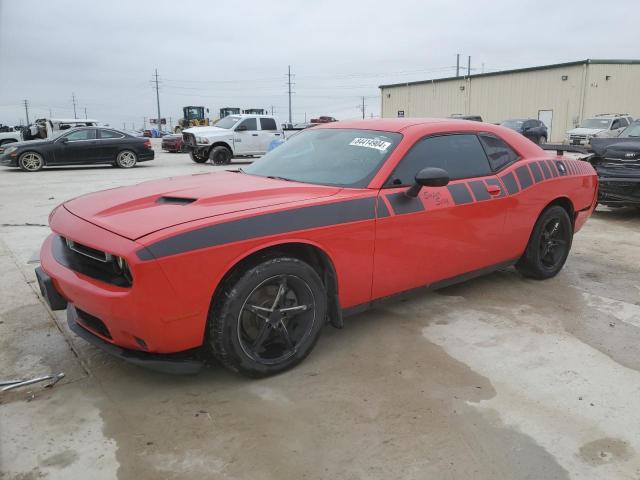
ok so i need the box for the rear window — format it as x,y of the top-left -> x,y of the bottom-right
260,118 -> 278,131
478,134 -> 519,171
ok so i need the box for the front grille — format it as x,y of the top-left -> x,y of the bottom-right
570,135 -> 586,142
76,308 -> 111,339
52,236 -> 132,287
183,132 -> 196,147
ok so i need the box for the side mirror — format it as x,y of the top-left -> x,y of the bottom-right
406,167 -> 449,197
236,125 -> 247,131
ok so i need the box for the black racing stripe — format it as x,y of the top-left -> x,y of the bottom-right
376,197 -> 390,218
515,165 -> 533,190
468,180 -> 491,201
500,172 -> 520,195
555,160 -> 568,176
138,197 -> 376,260
546,159 -> 558,177
386,192 -> 425,215
484,178 -> 506,198
529,162 -> 543,183
538,160 -> 551,179
447,183 -> 473,205
566,161 -> 575,175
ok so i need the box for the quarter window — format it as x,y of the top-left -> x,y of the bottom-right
260,118 -> 277,131
237,118 -> 257,131
478,134 -> 519,171
99,129 -> 124,139
62,129 -> 96,141
387,134 -> 492,186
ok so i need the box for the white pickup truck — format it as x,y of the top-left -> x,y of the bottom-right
182,114 -> 284,165
0,118 -> 99,146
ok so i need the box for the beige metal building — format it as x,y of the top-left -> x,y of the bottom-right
379,59 -> 640,142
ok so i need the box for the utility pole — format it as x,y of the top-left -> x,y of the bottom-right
23,100 -> 30,125
123,122 -> 126,129
287,65 -> 293,123
269,105 -> 274,116
49,108 -> 52,117
467,56 -> 471,77
358,96 -> 366,119
153,68 -> 162,132
143,117 -> 147,129
482,62 -> 485,74
84,107 -> 88,119
71,93 -> 77,119
456,54 -> 460,77
169,117 -> 172,130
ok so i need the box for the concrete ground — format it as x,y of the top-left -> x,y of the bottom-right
1,139 -> 639,480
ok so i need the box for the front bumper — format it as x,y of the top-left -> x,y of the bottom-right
598,177 -> 640,206
66,303 -> 203,374
0,154 -> 18,167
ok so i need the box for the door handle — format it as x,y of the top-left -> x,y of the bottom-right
274,133 -> 281,136
486,184 -> 502,195
252,133 -> 259,136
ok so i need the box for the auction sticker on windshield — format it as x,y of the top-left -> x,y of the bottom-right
349,137 -> 392,151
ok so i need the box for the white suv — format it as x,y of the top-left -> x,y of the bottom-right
565,114 -> 633,147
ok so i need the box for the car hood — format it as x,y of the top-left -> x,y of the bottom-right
567,127 -> 606,136
183,126 -> 232,137
63,171 -> 340,240
3,138 -> 52,149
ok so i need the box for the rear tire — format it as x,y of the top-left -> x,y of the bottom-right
209,145 -> 232,165
115,150 -> 137,168
516,205 -> 572,279
208,257 -> 327,378
189,151 -> 208,163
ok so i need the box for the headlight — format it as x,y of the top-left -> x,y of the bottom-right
115,256 -> 133,283
196,137 -> 210,144
3,146 -> 17,155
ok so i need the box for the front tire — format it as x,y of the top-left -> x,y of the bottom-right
209,145 -> 232,165
115,150 -> 137,168
209,257 -> 327,377
189,151 -> 208,163
516,205 -> 572,279
18,151 -> 44,172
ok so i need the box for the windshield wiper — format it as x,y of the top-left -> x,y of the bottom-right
267,175 -> 292,182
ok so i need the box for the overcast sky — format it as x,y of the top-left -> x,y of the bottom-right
0,0 -> 637,129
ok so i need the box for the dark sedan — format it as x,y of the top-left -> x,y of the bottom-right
501,119 -> 548,144
589,123 -> 640,208
0,127 -> 154,172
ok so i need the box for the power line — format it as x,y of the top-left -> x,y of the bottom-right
23,99 -> 30,125
71,93 -> 77,119
152,68 -> 162,132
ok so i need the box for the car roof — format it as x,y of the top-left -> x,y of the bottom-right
317,117 -> 491,133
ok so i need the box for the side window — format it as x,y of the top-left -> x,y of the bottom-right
387,134 -> 491,186
478,134 -> 519,171
99,129 -> 124,139
259,118 -> 277,131
611,120 -> 620,129
618,118 -> 629,128
63,129 -> 96,141
237,118 -> 257,131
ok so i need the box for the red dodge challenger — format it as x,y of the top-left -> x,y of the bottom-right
35,119 -> 598,377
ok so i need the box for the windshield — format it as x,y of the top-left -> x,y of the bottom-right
501,120 -> 524,130
580,118 -> 611,129
619,124 -> 640,138
243,128 -> 402,188
216,115 -> 241,129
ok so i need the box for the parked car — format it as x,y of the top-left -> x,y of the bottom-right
501,119 -> 548,144
589,121 -> 640,208
449,114 -> 483,122
35,119 -> 597,377
0,127 -> 154,172
565,114 -> 633,147
182,114 -> 283,165
0,117 -> 100,146
310,116 -> 337,123
161,134 -> 186,153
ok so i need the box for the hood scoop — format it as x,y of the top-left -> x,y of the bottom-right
156,196 -> 197,205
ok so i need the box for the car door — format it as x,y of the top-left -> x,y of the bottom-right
372,133 -> 511,299
259,117 -> 283,153
522,120 -> 537,142
233,118 -> 259,154
97,128 -> 126,161
53,128 -> 99,164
